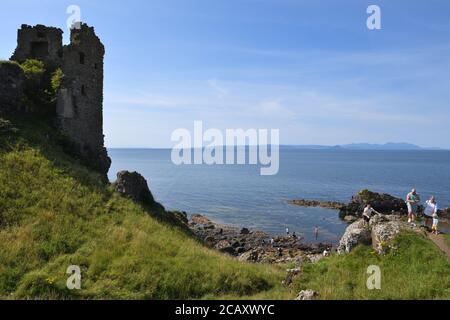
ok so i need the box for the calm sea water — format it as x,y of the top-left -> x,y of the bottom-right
108,148 -> 450,244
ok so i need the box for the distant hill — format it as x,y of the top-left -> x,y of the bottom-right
283,143 -> 444,150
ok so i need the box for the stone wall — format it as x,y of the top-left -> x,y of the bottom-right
0,62 -> 24,114
11,24 -> 63,72
56,24 -> 110,176
6,23 -> 111,178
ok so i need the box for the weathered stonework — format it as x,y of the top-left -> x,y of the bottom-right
56,24 -> 110,176
11,24 -> 63,72
0,62 -> 24,113
8,23 -> 111,177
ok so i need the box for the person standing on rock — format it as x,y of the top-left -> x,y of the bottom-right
362,204 -> 380,223
406,188 -> 420,226
423,196 -> 438,230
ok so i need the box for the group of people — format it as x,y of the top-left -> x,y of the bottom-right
362,188 -> 440,234
406,188 -> 439,234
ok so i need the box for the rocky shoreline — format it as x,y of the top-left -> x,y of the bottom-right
188,189 -> 450,266
288,199 -> 345,210
113,171 -> 449,266
188,214 -> 331,265
290,189 -> 450,222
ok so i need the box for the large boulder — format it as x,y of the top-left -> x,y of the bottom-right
0,61 -> 24,113
337,219 -> 372,254
295,290 -> 317,300
339,189 -> 408,218
114,171 -> 156,206
370,214 -> 420,254
238,249 -> 260,262
338,214 -> 422,254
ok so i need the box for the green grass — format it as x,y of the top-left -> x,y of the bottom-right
0,60 -> 21,66
294,233 -> 450,299
0,116 -> 292,300
443,234 -> 450,249
1,115 -> 449,300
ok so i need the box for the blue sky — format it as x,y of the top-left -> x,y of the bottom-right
1,0 -> 450,148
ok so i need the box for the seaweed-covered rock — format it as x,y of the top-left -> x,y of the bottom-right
289,199 -> 345,210
339,189 -> 408,218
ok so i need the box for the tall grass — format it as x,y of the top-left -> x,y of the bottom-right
294,233 -> 450,299
1,116 -> 448,300
0,116 -> 289,299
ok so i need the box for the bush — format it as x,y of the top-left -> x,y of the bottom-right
0,60 -> 21,67
21,59 -> 45,81
50,68 -> 63,97
19,59 -> 58,116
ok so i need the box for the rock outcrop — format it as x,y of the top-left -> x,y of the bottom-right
295,290 -> 317,300
289,199 -> 345,210
0,62 -> 24,113
370,214 -> 419,254
339,189 -> 408,218
338,214 -> 422,254
337,219 -> 372,254
113,171 -> 157,206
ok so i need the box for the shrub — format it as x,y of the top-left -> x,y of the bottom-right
21,59 -> 45,81
50,68 -> 63,97
0,60 -> 21,67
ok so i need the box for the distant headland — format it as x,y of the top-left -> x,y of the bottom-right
282,142 -> 446,151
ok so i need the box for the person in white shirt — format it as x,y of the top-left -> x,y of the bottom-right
423,196 -> 438,230
362,204 -> 381,223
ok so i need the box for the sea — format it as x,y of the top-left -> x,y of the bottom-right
108,148 -> 450,244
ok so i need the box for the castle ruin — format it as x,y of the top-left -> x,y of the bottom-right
1,23 -> 111,177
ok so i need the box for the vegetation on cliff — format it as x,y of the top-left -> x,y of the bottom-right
0,116 -> 448,300
0,116 -> 290,299
294,232 -> 450,299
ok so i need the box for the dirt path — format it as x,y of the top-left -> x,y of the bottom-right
427,233 -> 450,259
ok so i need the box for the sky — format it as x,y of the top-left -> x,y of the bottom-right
1,0 -> 450,148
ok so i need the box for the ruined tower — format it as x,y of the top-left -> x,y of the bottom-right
5,23 -> 111,178
56,24 -> 111,176
11,24 -> 63,71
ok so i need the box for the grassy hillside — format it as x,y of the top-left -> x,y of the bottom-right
0,116 -> 291,299
294,233 -> 450,299
444,234 -> 450,250
0,115 -> 449,300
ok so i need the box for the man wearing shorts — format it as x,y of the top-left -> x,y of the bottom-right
406,188 -> 420,226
